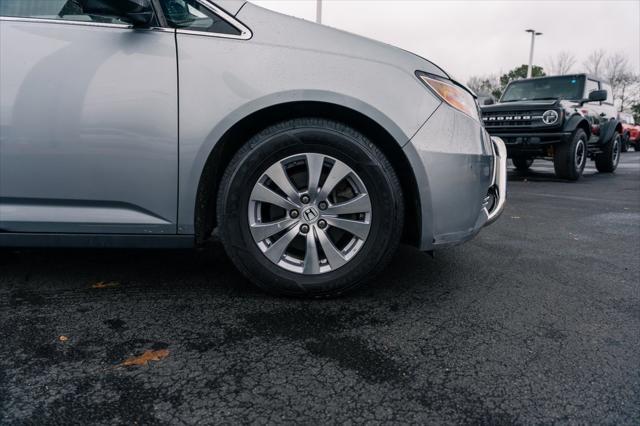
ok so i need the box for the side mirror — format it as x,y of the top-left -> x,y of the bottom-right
483,98 -> 495,106
587,90 -> 607,103
83,0 -> 154,27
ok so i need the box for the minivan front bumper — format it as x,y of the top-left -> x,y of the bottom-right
485,136 -> 507,226
403,105 -> 507,251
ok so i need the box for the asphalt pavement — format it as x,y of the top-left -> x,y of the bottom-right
1,152 -> 639,425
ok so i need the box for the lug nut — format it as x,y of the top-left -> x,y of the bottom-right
318,201 -> 328,210
300,224 -> 310,234
300,194 -> 310,204
290,209 -> 299,219
317,219 -> 327,229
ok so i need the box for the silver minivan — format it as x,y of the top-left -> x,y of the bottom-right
0,0 -> 506,297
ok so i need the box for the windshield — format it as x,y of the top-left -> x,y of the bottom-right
501,76 -> 585,102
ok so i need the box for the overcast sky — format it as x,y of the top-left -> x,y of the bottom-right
251,0 -> 640,84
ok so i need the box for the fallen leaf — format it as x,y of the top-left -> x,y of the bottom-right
59,335 -> 69,342
120,349 -> 169,367
92,281 -> 120,289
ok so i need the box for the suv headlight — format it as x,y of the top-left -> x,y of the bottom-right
417,72 -> 479,122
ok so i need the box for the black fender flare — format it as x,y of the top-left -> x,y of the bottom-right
599,120 -> 622,145
563,114 -> 590,137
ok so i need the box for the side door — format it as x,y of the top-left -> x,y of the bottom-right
599,82 -> 617,123
583,77 -> 604,143
155,0 -> 252,234
0,1 -> 178,234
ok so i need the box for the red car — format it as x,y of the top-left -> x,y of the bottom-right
618,112 -> 640,152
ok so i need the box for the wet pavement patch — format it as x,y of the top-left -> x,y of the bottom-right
1,154 -> 639,423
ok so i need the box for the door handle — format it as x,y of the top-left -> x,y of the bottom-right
599,113 -> 606,117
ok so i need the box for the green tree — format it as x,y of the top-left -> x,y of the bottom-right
631,103 -> 640,123
499,64 -> 546,89
467,74 -> 502,99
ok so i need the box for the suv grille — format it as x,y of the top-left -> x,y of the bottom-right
482,110 -> 556,129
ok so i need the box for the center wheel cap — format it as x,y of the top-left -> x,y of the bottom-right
302,206 -> 320,223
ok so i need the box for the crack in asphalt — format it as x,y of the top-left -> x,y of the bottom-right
1,153 -> 639,424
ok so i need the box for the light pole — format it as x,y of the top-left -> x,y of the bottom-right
316,0 -> 322,24
525,29 -> 542,78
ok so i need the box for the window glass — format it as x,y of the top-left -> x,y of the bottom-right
160,0 -> 241,35
501,76 -> 585,102
601,83 -> 613,105
586,79 -> 599,94
0,0 -> 128,24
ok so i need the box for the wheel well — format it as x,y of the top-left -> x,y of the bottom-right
577,119 -> 591,138
195,101 -> 422,247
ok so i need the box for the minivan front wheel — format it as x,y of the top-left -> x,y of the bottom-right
217,118 -> 404,297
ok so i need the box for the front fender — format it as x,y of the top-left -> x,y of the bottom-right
598,120 -> 622,145
563,114 -> 589,136
179,91 -> 429,235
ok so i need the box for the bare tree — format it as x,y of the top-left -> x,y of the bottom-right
612,72 -> 639,112
604,53 -> 639,111
581,51 -> 639,111
547,51 -> 576,75
583,49 -> 607,78
466,74 -> 502,99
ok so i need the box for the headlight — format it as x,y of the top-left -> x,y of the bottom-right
417,72 -> 479,121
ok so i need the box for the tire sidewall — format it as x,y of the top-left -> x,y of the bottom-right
622,133 -> 630,152
219,125 -> 400,296
513,157 -> 533,170
610,133 -> 621,169
596,131 -> 622,173
571,129 -> 588,177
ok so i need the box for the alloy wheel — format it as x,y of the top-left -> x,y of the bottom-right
575,139 -> 586,169
248,153 -> 372,275
612,138 -> 620,165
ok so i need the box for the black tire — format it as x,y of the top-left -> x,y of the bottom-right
512,157 -> 534,171
553,128 -> 588,181
216,118 -> 404,298
595,131 -> 622,173
0,248 -> 17,266
621,133 -> 630,153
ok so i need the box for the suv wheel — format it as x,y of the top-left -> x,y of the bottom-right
595,131 -> 622,173
621,132 -> 630,153
217,118 -> 404,297
512,157 -> 534,171
554,128 -> 587,180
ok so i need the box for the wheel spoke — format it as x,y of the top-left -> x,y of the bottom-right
263,226 -> 299,263
250,217 -> 299,242
306,153 -> 324,198
324,193 -> 371,215
249,153 -> 371,275
264,162 -> 300,204
316,227 -> 347,270
250,183 -> 299,211
303,228 -> 320,274
324,217 -> 370,240
318,160 -> 351,200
